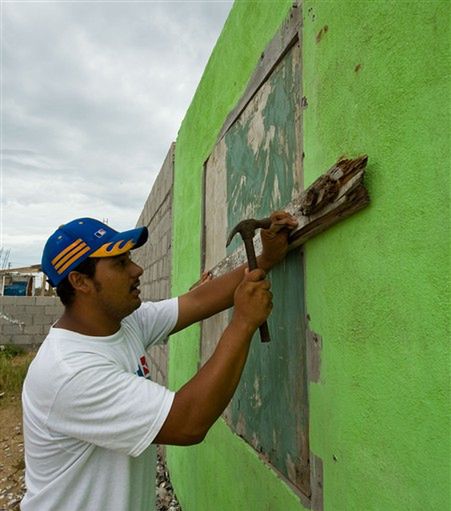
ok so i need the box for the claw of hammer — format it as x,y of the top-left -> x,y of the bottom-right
226,217 -> 272,247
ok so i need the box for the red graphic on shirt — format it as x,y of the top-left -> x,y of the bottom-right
139,356 -> 150,376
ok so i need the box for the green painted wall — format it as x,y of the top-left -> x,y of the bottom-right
303,1 -> 449,510
169,1 -> 303,509
169,0 -> 450,510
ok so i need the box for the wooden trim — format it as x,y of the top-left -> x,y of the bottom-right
310,453 -> 324,511
201,158 -> 208,275
202,156 -> 370,279
306,329 -> 322,384
216,4 -> 300,142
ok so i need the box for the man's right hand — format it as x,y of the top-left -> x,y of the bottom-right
232,268 -> 272,333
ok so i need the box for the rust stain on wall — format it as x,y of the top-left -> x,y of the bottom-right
307,328 -> 322,383
316,25 -> 329,43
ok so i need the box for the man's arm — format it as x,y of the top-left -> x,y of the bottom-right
153,268 -> 271,445
171,211 -> 297,333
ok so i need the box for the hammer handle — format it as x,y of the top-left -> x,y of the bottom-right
243,238 -> 271,343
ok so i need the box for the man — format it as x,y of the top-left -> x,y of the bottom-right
22,212 -> 297,511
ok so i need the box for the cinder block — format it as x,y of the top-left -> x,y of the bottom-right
160,280 -> 167,299
24,305 -> 39,316
161,258 -> 168,278
1,312 -> 15,324
42,324 -> 53,336
148,287 -> 157,302
14,334 -> 32,344
7,312 -> 30,324
3,324 -> 22,335
34,315 -> 57,326
154,262 -> 161,280
161,212 -> 169,231
44,306 -> 63,315
0,304 -> 14,316
8,305 -> 28,315
34,298 -> 49,307
23,325 -> 44,335
163,281 -> 170,298
1,296 -> 20,306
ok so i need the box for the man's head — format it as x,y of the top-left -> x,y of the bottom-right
41,218 -> 148,313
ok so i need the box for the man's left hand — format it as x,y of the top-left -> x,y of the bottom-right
259,211 -> 298,270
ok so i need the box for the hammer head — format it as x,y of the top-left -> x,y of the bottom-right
226,217 -> 272,247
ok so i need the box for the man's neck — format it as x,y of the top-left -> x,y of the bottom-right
54,306 -> 121,337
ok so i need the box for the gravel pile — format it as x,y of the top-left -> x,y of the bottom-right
156,446 -> 182,511
0,422 -> 25,511
0,479 -> 24,511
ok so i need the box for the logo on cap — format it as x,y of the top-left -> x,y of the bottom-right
94,229 -> 107,238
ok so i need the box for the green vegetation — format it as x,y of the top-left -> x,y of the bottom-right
0,344 -> 25,359
0,346 -> 34,403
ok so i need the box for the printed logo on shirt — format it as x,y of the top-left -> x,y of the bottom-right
135,355 -> 150,378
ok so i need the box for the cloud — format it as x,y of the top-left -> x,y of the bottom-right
1,1 -> 233,268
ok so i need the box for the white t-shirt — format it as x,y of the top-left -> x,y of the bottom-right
21,299 -> 178,511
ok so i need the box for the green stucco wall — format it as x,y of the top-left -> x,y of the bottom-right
169,1 -> 449,510
303,1 -> 449,510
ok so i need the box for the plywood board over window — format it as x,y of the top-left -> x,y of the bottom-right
201,6 -> 312,501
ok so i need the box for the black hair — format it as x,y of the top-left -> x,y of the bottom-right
56,257 -> 100,307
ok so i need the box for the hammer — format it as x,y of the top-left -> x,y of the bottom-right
226,217 -> 272,343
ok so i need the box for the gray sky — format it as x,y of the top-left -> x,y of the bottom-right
1,0 -> 232,268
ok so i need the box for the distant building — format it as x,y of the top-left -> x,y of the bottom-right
0,265 -> 48,296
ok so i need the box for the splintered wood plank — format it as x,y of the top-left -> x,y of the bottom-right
205,155 -> 370,278
287,154 -> 369,248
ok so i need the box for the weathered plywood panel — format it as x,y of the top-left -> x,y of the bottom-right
225,43 -> 307,490
203,137 -> 228,271
202,42 -> 308,492
225,42 -> 302,254
201,138 -> 230,365
231,251 -> 308,489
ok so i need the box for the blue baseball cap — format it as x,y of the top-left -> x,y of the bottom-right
41,218 -> 148,287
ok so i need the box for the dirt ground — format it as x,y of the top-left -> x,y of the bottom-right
0,396 -> 25,511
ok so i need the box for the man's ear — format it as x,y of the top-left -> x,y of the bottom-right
67,271 -> 94,295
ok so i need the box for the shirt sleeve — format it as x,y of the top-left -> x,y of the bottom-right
127,298 -> 179,348
47,359 -> 175,457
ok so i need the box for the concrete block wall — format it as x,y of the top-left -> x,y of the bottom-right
0,296 -> 63,350
134,143 -> 175,385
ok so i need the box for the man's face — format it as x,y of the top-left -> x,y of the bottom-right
89,252 -> 144,321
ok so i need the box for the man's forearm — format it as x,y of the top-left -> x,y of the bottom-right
154,319 -> 254,445
156,269 -> 271,445
173,255 -> 273,332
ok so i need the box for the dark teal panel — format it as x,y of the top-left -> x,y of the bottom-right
224,44 -> 308,488
231,251 -> 307,487
226,43 -> 301,254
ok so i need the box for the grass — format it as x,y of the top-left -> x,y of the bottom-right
0,345 -> 35,403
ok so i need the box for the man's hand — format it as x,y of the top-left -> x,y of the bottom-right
232,269 -> 272,333
259,211 -> 298,271
173,211 -> 296,334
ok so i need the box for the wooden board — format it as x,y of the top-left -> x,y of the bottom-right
202,41 -> 310,495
